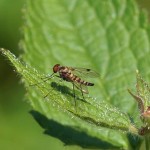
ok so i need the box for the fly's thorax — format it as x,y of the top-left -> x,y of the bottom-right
59,66 -> 70,73
58,67 -> 72,81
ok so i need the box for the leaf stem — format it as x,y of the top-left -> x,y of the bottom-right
145,136 -> 150,150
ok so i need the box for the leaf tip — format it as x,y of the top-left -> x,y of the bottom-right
0,48 -> 6,54
0,48 -> 11,57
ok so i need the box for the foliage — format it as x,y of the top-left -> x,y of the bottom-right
1,0 -> 150,149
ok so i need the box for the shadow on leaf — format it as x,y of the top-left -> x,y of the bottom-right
51,82 -> 90,104
30,110 -> 119,149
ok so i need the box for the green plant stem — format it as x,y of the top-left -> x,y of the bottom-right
145,136 -> 150,150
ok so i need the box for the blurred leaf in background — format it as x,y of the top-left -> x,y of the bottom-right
1,0 -> 150,150
0,0 -> 66,150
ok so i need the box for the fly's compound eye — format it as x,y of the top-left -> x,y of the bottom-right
53,64 -> 60,73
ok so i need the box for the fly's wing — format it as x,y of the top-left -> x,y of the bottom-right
69,67 -> 100,78
73,82 -> 89,94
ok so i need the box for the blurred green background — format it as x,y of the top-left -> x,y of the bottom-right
0,0 -> 67,150
0,0 -> 149,150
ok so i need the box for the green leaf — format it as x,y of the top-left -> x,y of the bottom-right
1,0 -> 150,149
128,70 -> 150,136
0,48 -> 137,149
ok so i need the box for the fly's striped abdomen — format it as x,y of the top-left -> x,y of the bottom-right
83,81 -> 94,86
69,74 -> 94,86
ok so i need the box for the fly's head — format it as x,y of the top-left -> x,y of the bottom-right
53,64 -> 60,73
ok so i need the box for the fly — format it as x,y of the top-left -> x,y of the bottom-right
32,64 -> 100,105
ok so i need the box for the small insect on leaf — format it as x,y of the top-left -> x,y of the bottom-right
35,64 -> 100,106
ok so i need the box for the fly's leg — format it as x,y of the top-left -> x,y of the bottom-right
30,73 -> 55,86
30,73 -> 62,98
72,83 -> 76,107
30,77 -> 51,87
80,84 -> 85,101
44,90 -> 52,98
41,74 -> 60,80
44,75 -> 62,98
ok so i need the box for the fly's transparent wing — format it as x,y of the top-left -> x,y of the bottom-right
73,81 -> 89,94
69,67 -> 100,78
